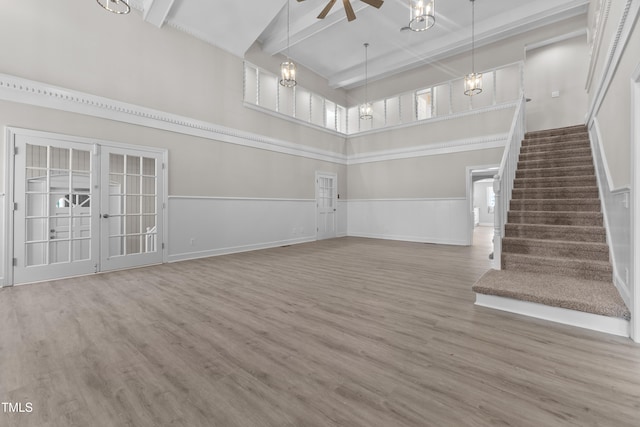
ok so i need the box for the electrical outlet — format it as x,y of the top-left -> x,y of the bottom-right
551,91 -> 560,98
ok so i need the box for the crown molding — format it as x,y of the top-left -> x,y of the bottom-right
0,73 -> 348,165
348,133 -> 508,165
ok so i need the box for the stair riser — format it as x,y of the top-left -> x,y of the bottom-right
502,257 -> 612,282
510,201 -> 601,212
518,157 -> 593,170
512,189 -> 599,199
519,149 -> 592,161
513,177 -> 597,189
516,167 -> 594,178
520,140 -> 590,153
507,213 -> 603,227
504,227 -> 606,243
502,242 -> 609,262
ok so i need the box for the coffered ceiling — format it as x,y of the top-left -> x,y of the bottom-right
128,0 -> 589,89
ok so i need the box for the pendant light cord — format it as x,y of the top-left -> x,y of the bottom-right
471,0 -> 475,73
364,43 -> 369,104
287,0 -> 291,59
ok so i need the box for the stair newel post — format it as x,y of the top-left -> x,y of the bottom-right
493,174 -> 503,269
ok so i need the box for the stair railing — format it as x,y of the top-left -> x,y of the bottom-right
493,95 -> 526,269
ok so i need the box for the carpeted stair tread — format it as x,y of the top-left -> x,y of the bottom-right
472,269 -> 630,319
518,156 -> 593,170
519,147 -> 592,161
525,125 -> 588,139
513,175 -> 597,189
507,211 -> 603,226
516,165 -> 595,178
520,139 -> 590,153
504,223 -> 606,242
501,253 -> 612,282
512,186 -> 599,199
510,198 -> 601,212
502,237 -> 609,261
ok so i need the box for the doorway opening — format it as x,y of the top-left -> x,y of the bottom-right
466,165 -> 499,255
315,171 -> 337,240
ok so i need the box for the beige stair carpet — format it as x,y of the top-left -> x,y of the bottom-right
473,124 -> 630,320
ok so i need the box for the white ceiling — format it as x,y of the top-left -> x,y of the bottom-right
129,0 -> 589,89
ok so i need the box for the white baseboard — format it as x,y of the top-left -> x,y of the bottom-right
168,236 -> 315,263
475,293 -> 630,338
348,232 -> 467,246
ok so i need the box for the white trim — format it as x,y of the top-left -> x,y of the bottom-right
348,232 -> 468,246
586,0 -> 613,92
631,62 -> 640,342
0,193 -> 5,286
243,102 -> 347,138
0,73 -> 348,165
168,195 -> 316,202
590,118 -> 620,191
3,129 -> 15,287
588,119 -> 631,306
167,236 -> 316,263
586,0 -> 640,123
348,134 -> 508,165
524,28 -> 588,51
347,197 -> 466,202
348,102 -> 518,138
475,293 -> 630,338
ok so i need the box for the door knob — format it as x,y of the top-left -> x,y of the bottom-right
102,214 -> 110,219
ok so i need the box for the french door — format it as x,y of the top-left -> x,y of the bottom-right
316,172 -> 337,240
11,132 -> 164,285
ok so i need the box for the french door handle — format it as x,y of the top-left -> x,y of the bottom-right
102,214 -> 110,219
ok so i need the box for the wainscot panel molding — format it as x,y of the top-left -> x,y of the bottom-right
589,119 -> 631,306
337,200 -> 348,237
586,0 -> 640,122
167,197 -> 319,262
0,73 -> 348,165
348,133 -> 508,165
347,198 -> 469,246
0,193 -> 4,286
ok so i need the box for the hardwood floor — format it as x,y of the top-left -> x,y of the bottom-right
1,229 -> 639,426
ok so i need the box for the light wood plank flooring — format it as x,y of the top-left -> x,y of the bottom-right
1,230 -> 639,426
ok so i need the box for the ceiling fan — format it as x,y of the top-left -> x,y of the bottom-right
297,0 -> 384,22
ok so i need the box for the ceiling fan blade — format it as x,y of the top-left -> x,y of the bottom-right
343,0 -> 356,21
317,0 -> 336,19
360,0 -> 383,8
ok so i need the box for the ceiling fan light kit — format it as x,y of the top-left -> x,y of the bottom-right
96,0 -> 130,14
409,0 -> 435,32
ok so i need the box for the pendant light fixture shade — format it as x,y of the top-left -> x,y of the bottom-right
280,0 -> 298,87
360,43 -> 373,120
96,0 -> 130,14
409,0 -> 435,32
464,0 -> 482,96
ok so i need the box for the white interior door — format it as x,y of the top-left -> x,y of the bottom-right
316,172 -> 337,240
13,135 -> 98,284
100,146 -> 164,271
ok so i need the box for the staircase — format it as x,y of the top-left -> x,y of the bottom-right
473,125 -> 630,334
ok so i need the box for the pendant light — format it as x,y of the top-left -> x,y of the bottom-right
359,43 -> 373,120
408,0 -> 435,32
464,0 -> 482,96
96,0 -> 130,14
280,0 -> 297,87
